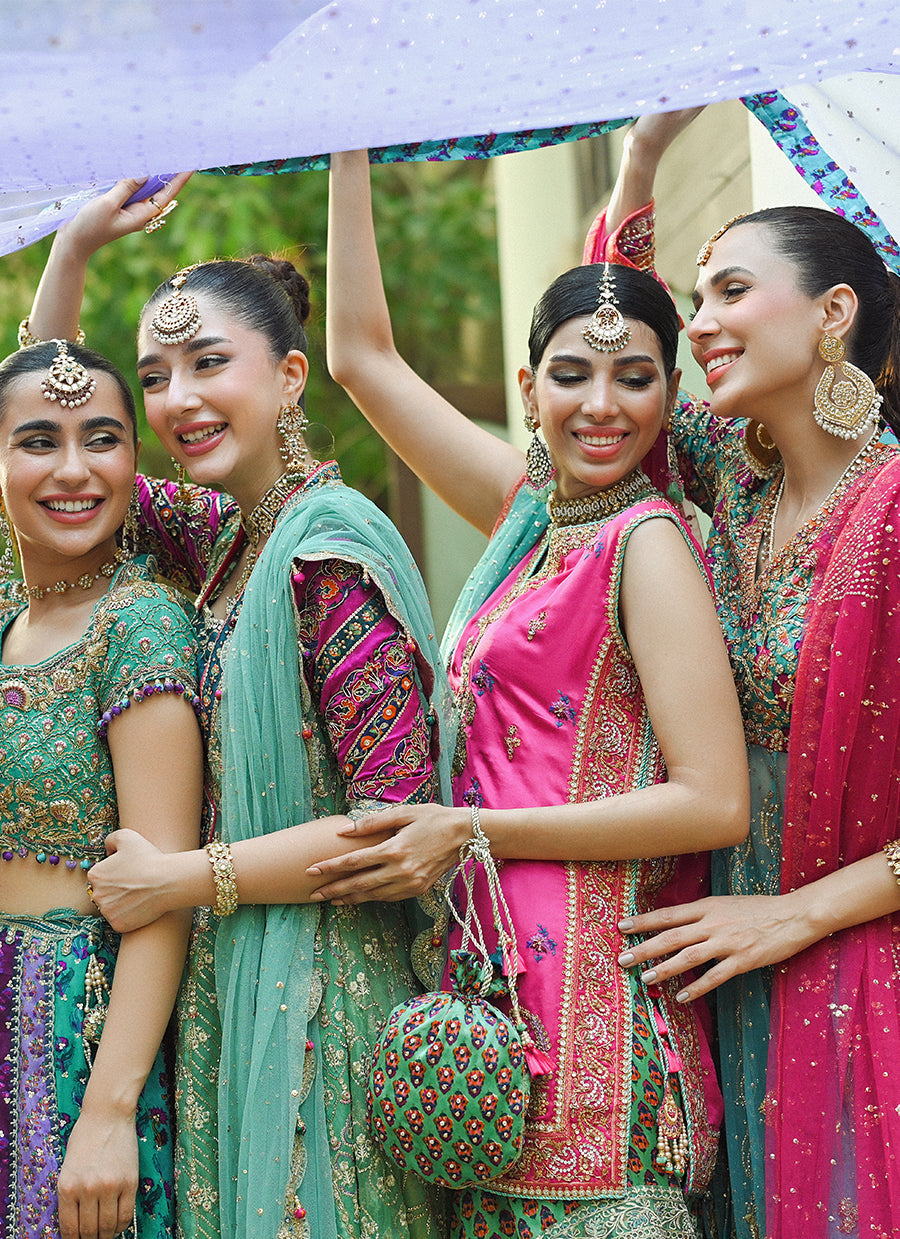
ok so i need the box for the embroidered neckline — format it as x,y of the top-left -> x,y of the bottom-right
548,471 -> 655,527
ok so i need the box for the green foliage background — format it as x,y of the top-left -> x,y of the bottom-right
0,162 -> 502,514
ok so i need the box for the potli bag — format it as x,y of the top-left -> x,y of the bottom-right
367,805 -> 551,1189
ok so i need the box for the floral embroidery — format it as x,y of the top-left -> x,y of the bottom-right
548,693 -> 576,727
504,725 -> 521,761
526,613 -> 546,641
471,661 -> 495,696
525,925 -> 556,963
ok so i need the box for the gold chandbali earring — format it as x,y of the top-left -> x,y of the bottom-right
150,264 -> 203,345
277,402 -> 310,473
813,334 -> 882,439
524,411 -> 554,489
582,263 -> 631,353
41,340 -> 96,408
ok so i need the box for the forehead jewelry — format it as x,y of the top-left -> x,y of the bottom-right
582,263 -> 631,352
696,215 -> 747,266
150,264 -> 202,345
41,340 -> 96,408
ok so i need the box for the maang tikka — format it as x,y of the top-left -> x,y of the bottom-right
41,340 -> 96,408
583,264 -> 631,353
150,265 -> 202,345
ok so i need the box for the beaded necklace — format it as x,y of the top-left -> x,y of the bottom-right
548,469 -> 654,527
21,548 -> 127,601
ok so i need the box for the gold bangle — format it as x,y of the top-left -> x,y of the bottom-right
884,840 -> 900,886
17,316 -> 85,349
205,839 -> 238,916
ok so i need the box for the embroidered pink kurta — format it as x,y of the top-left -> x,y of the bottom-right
444,497 -> 719,1201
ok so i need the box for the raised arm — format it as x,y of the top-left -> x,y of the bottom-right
326,150 -> 524,535
25,174 -> 190,343
603,109 -> 703,237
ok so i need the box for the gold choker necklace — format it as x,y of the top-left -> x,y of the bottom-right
548,471 -> 654,527
24,548 -> 127,601
233,471 -> 309,597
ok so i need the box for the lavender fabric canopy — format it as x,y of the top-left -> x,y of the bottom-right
1,0 -> 898,255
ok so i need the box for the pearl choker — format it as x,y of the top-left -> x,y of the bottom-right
548,470 -> 654,527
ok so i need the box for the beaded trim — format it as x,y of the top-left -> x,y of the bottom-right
97,676 -> 201,737
548,470 -> 655,527
1,844 -> 92,870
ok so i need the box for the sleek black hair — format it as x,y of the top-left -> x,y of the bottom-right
728,207 -> 900,436
0,341 -> 138,446
528,262 -> 680,376
142,255 -> 311,360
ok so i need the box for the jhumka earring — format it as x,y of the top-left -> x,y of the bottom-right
150,265 -> 202,345
814,334 -> 882,440
277,402 -> 310,472
524,411 -> 554,489
41,340 -> 96,408
582,263 -> 631,353
0,496 -> 17,584
122,485 -> 141,558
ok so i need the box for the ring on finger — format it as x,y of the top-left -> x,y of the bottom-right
144,199 -> 179,234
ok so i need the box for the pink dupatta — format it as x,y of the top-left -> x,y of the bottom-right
768,456 -> 900,1238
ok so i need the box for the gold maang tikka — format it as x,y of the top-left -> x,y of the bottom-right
41,340 -> 96,408
696,215 -> 747,266
582,264 -> 631,352
150,264 -> 202,345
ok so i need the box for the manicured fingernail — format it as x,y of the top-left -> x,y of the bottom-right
618,952 -> 634,966
309,892 -> 324,902
676,990 -> 689,1003
331,899 -> 344,907
618,919 -> 634,932
306,866 -> 321,875
641,969 -> 657,984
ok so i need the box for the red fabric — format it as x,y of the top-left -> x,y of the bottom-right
768,457 -> 900,1239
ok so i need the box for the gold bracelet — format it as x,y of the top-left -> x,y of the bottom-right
205,840 -> 238,916
17,316 -> 85,349
884,840 -> 900,886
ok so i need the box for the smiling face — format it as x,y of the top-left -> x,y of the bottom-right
688,223 -> 830,423
0,371 -> 137,577
520,316 -> 677,500
136,293 -> 308,508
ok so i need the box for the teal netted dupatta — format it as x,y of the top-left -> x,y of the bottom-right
215,480 -> 454,1238
442,476 -> 549,661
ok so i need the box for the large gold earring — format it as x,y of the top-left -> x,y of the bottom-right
814,335 -> 881,440
0,496 -> 16,584
122,485 -> 141,558
524,414 -> 554,489
277,402 -> 310,473
739,420 -> 781,479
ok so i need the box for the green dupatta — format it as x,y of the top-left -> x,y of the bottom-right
215,479 -> 454,1237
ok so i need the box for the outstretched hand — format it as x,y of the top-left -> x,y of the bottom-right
307,803 -> 469,904
617,891 -> 814,1002
88,829 -> 171,932
58,172 -> 193,258
624,107 -> 706,160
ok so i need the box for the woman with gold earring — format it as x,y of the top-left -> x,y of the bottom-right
0,340 -> 203,1239
24,189 -> 454,1239
587,111 -> 900,1239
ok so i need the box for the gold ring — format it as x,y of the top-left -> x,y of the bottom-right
144,200 -> 179,235
147,195 -> 160,211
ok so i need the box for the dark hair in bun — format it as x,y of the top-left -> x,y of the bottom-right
142,256 -> 311,360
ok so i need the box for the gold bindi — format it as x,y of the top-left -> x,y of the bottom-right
582,263 -> 631,352
150,264 -> 203,345
696,215 -> 747,266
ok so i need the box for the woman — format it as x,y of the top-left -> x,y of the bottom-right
26,188 -> 455,1239
583,113 -> 900,1239
312,149 -> 750,1238
0,341 -> 201,1239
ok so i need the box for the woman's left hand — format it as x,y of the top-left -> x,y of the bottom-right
88,830 -> 171,932
617,891 -> 815,1002
56,1110 -> 138,1239
307,803 -> 469,903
